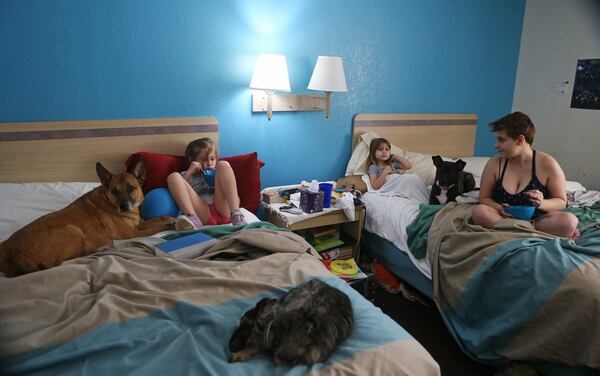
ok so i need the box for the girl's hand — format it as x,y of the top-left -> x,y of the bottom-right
525,189 -> 543,207
188,161 -> 203,174
383,165 -> 392,175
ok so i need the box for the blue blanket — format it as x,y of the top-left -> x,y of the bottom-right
0,228 -> 440,375
427,203 -> 600,370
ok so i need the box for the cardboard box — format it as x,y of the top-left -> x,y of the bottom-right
262,191 -> 285,204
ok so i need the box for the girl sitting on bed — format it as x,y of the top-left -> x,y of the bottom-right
367,138 -> 413,190
167,137 -> 246,230
472,111 -> 579,239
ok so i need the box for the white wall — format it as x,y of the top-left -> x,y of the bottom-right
513,0 -> 600,190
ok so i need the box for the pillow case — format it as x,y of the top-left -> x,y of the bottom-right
221,152 -> 264,213
125,152 -> 188,193
458,157 -> 489,188
125,152 -> 264,213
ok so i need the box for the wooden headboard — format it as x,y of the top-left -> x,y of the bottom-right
352,114 -> 477,158
0,117 -> 218,183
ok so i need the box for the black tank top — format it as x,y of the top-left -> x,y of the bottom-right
491,150 -> 550,207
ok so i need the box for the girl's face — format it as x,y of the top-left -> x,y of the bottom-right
494,130 -> 520,158
194,148 -> 217,169
375,143 -> 391,163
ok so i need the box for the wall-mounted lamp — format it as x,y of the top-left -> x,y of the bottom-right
249,54 -> 291,121
307,56 -> 348,118
251,55 -> 347,120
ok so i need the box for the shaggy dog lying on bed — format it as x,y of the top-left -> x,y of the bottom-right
229,278 -> 354,365
0,160 -> 175,277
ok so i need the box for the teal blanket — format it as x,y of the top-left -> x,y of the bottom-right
427,203 -> 600,369
0,226 -> 440,375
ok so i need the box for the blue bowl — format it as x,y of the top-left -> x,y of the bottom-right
203,168 -> 216,187
504,205 -> 536,220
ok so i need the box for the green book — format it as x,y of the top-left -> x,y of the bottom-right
313,236 -> 344,252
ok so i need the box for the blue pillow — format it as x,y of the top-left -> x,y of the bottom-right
140,188 -> 180,219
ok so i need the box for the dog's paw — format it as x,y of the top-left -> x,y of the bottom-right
229,349 -> 256,363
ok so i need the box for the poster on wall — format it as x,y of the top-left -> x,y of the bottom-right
570,59 -> 600,110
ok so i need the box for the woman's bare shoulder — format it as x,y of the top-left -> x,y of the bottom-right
484,155 -> 501,169
536,150 -> 564,173
536,150 -> 559,164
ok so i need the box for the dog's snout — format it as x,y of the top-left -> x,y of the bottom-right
119,201 -> 132,212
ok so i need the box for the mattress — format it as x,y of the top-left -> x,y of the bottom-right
0,182 -> 260,242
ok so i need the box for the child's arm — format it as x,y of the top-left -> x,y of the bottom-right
391,154 -> 412,170
181,161 -> 202,181
369,165 -> 391,190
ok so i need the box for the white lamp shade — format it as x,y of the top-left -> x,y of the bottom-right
307,56 -> 347,92
249,54 -> 291,92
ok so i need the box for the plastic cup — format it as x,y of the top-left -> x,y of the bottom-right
319,182 -> 334,208
203,168 -> 216,187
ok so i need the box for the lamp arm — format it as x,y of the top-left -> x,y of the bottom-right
266,91 -> 274,121
324,91 -> 332,118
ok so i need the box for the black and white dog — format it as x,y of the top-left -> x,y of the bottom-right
229,278 -> 353,365
429,155 -> 476,205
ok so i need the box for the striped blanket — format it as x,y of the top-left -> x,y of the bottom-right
427,203 -> 600,370
0,225 -> 439,376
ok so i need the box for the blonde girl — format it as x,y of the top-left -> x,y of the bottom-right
367,138 -> 413,190
167,138 -> 246,230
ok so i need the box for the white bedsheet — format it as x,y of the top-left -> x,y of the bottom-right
0,182 -> 259,242
361,174 -> 591,280
361,174 -> 433,279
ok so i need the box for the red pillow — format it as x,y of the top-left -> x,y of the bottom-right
221,152 -> 264,213
124,152 -> 187,193
125,151 -> 264,213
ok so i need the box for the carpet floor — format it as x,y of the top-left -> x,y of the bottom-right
371,286 -> 499,376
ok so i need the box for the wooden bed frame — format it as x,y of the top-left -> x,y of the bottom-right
0,117 -> 218,183
352,113 -> 478,158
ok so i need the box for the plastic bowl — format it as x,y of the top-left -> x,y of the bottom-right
203,168 -> 216,186
504,205 -> 536,220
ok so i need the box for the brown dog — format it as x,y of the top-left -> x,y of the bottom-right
0,160 -> 175,277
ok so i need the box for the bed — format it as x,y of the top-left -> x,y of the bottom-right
350,114 -> 600,376
0,117 -> 440,375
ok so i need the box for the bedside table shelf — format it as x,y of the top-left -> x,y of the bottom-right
264,205 -> 365,261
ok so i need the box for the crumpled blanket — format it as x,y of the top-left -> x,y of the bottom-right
0,226 -> 440,376
427,203 -> 600,369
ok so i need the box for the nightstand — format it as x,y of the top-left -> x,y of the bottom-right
264,203 -> 366,262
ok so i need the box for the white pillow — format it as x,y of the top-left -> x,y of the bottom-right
345,139 -> 370,176
456,156 -> 490,188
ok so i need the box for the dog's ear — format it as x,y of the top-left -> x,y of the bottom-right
255,298 -> 276,320
128,156 -> 147,185
454,159 -> 466,171
432,155 -> 443,167
96,163 -> 113,187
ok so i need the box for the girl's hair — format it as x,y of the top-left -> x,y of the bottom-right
184,137 -> 218,161
369,138 -> 392,165
489,111 -> 536,145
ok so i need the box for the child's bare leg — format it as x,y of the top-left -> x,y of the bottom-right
471,204 -> 503,228
167,172 -> 210,222
213,161 -> 240,216
534,211 -> 579,238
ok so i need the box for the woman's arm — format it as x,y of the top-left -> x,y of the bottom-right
391,154 -> 413,170
527,155 -> 567,212
478,157 -> 506,213
369,165 -> 391,190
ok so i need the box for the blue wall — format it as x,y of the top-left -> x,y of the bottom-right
0,0 -> 525,188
